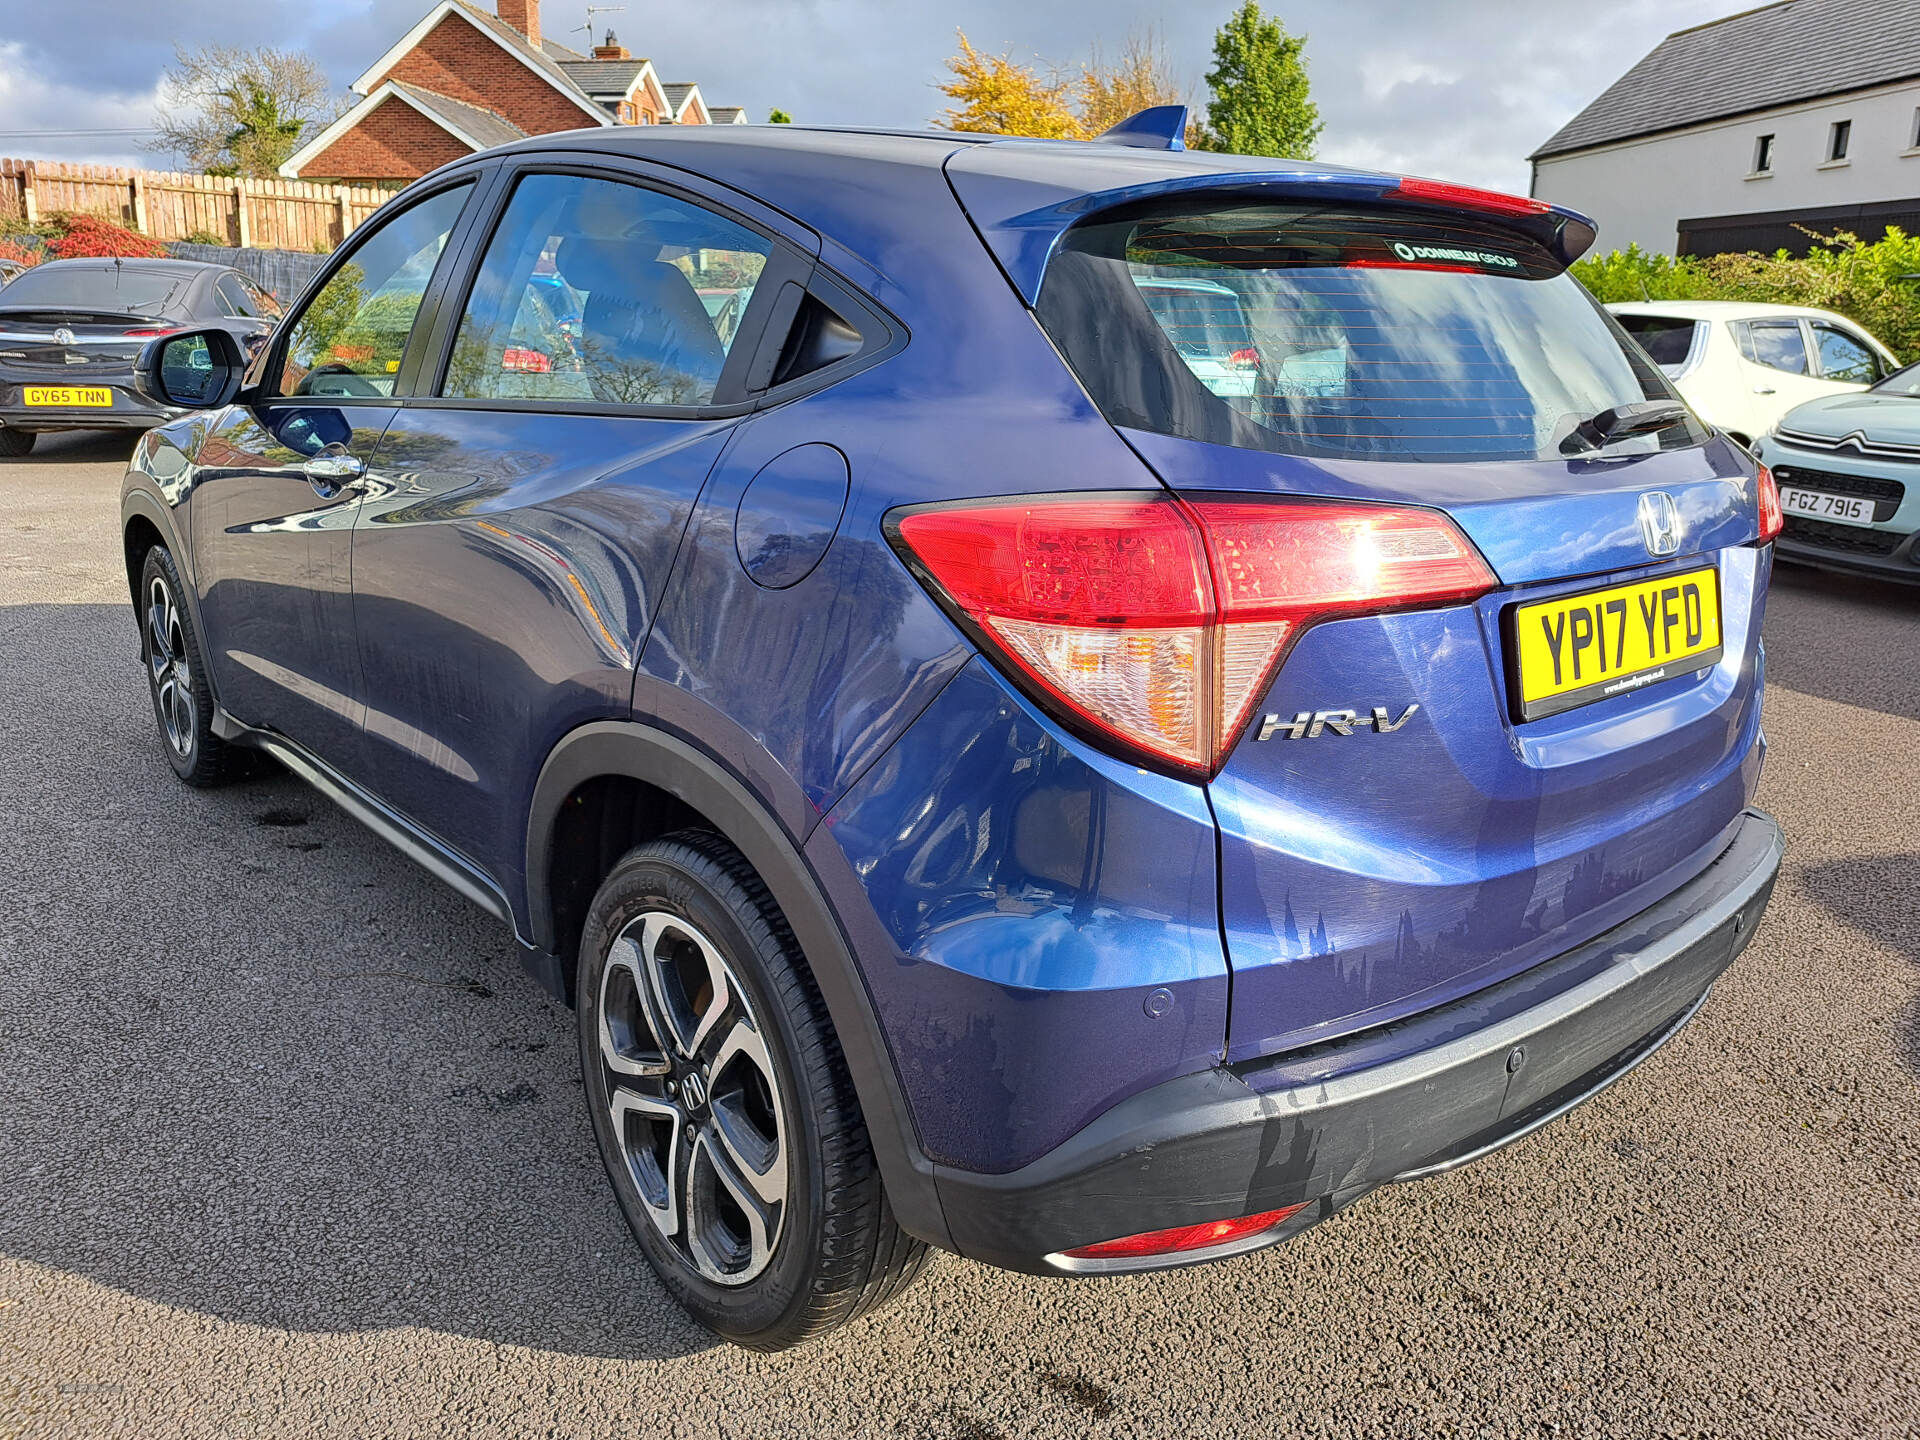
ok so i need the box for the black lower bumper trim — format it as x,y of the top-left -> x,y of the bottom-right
933,807 -> 1784,1274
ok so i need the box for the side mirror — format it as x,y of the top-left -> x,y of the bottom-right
133,328 -> 248,410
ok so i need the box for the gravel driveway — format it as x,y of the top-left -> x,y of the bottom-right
2,430 -> 1915,1439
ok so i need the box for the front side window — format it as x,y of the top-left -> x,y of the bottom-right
1739,320 -> 1809,375
1812,323 -> 1879,383
277,182 -> 473,398
1036,200 -> 1696,462
441,172 -> 770,407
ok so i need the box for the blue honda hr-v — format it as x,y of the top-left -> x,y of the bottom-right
121,111 -> 1785,1349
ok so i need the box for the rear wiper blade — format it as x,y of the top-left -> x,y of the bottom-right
1560,399 -> 1691,454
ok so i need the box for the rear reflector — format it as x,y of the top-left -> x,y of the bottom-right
890,494 -> 1495,777
1756,463 -> 1783,543
1387,176 -> 1553,218
1061,1203 -> 1311,1261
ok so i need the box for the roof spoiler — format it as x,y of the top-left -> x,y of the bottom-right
1094,105 -> 1188,152
949,164 -> 1600,305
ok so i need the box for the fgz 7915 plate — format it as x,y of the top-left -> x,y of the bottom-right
1509,567 -> 1723,721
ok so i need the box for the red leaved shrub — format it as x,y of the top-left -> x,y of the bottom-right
0,239 -> 38,267
45,213 -> 168,260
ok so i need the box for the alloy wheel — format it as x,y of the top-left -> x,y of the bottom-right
597,910 -> 790,1285
146,575 -> 194,758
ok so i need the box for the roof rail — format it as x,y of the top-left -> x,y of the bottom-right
1093,105 -> 1188,152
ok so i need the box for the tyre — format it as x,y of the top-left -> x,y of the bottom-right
138,546 -> 245,786
577,830 -> 930,1349
0,429 -> 35,458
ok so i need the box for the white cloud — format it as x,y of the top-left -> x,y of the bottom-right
0,40 -> 165,169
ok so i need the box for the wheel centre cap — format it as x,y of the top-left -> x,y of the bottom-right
679,1070 -> 707,1111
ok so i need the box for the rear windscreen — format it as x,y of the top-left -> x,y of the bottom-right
0,265 -> 185,314
1035,202 -> 1701,463
1613,314 -> 1700,371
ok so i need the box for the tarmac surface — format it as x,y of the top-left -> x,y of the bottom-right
1,429 -> 1916,1439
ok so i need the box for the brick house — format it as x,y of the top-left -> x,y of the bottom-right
282,0 -> 747,184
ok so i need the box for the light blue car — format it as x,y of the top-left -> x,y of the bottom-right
1755,360 -> 1920,583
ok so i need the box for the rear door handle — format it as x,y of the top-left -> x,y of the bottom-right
1752,385 -> 1777,395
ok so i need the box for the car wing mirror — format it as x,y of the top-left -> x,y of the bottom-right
133,328 -> 247,410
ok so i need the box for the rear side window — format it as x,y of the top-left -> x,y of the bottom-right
1035,202 -> 1698,462
1614,314 -> 1700,372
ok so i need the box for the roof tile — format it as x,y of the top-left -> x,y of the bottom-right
1534,0 -> 1920,159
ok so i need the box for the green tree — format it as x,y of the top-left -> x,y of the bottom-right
768,108 -> 793,124
149,45 -> 338,177
1194,3 -> 1322,159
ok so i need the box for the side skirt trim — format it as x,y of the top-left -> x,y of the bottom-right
215,707 -> 516,932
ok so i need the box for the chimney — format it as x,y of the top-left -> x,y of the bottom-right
593,29 -> 630,60
497,0 -> 540,49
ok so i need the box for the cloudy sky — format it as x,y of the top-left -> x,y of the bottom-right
0,0 -> 1736,191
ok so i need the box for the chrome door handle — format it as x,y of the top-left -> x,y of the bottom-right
304,453 -> 366,485
1752,386 -> 1777,395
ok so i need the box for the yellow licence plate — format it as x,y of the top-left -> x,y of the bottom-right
22,386 -> 112,408
1510,567 -> 1723,721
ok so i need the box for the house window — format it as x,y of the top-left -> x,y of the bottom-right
1911,106 -> 1920,149
1752,133 -> 1774,173
1827,119 -> 1851,162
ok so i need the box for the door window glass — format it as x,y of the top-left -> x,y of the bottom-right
1739,321 -> 1809,375
215,275 -> 256,317
1811,324 -> 1879,383
440,172 -> 770,406
277,182 -> 472,398
242,277 -> 283,318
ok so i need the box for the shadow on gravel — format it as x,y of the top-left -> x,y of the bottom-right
1799,853 -> 1920,1081
0,604 -> 717,1361
1765,562 -> 1920,722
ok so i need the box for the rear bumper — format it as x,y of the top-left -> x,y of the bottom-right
935,806 -> 1783,1274
0,378 -> 178,431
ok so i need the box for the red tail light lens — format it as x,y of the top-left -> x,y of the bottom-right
122,326 -> 178,338
1386,176 -> 1553,217
1755,463 -> 1783,543
1227,347 -> 1261,371
890,494 -> 1495,777
1061,1203 -> 1311,1261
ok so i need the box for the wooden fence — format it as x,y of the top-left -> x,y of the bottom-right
0,159 -> 391,251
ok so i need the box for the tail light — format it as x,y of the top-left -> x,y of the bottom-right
1060,1203 -> 1311,1262
889,493 -> 1495,777
1755,463 -> 1783,543
1227,347 -> 1261,371
123,326 -> 179,338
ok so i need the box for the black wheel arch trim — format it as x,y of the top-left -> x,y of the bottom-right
121,483 -> 225,712
523,718 -> 955,1252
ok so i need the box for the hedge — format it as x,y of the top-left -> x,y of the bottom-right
1573,228 -> 1920,362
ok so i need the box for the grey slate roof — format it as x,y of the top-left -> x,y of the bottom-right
663,83 -> 699,117
708,106 -> 747,125
391,81 -> 527,149
558,59 -> 650,98
1532,0 -> 1920,160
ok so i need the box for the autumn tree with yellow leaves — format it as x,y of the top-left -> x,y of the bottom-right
936,29 -> 1199,144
